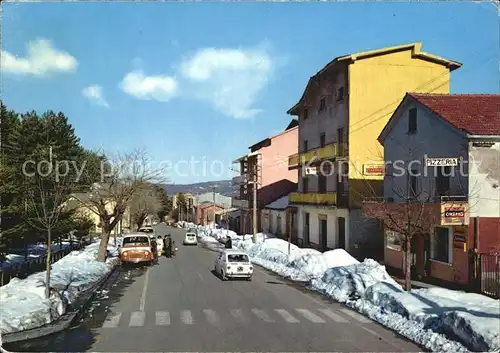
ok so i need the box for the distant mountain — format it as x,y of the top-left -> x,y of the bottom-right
165,180 -> 235,196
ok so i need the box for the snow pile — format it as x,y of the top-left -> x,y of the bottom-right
0,240 -> 120,335
196,225 -> 500,352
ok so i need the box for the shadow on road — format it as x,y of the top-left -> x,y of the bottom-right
3,264 -> 149,352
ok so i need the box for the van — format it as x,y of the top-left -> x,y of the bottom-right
120,234 -> 153,264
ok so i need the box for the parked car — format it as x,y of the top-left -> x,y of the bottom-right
138,226 -> 155,235
183,232 -> 198,245
214,249 -> 253,281
120,234 -> 154,265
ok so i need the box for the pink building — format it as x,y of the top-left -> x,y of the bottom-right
233,120 -> 299,234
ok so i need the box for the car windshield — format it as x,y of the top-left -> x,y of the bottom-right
122,236 -> 150,247
227,254 -> 249,263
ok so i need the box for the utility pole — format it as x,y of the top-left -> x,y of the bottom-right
252,157 -> 258,243
212,187 -> 216,223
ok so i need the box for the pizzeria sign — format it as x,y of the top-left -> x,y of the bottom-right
441,202 -> 469,226
425,157 -> 459,167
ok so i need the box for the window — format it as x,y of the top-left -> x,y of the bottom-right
320,133 -> 326,148
336,87 -> 345,101
431,227 -> 452,263
436,166 -> 451,196
337,127 -> 345,156
303,109 -> 309,120
407,168 -> 419,198
318,173 -> 326,193
385,230 -> 402,250
122,236 -> 150,247
303,177 -> 309,193
408,108 -> 417,134
303,212 -> 310,245
227,254 -> 250,263
303,140 -> 308,152
319,97 -> 326,111
276,214 -> 282,236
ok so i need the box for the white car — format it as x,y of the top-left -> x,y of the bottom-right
183,232 -> 198,245
138,227 -> 155,235
214,250 -> 253,281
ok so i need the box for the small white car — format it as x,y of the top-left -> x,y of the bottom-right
138,227 -> 155,235
214,250 -> 253,281
183,232 -> 198,245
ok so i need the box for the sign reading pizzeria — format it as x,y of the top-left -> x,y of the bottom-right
425,157 -> 458,167
441,202 -> 469,226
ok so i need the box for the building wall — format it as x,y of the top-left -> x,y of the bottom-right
194,192 -> 232,209
260,127 -> 299,187
348,49 -> 452,204
296,205 -> 349,250
348,209 -> 383,260
468,141 -> 500,218
383,100 -> 469,202
261,209 -> 287,237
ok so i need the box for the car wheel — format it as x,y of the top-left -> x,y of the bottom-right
246,276 -> 252,281
220,270 -> 227,281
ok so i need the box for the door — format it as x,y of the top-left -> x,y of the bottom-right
303,213 -> 310,246
338,217 -> 346,249
319,217 -> 327,252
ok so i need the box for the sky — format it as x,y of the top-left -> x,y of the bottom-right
2,1 -> 499,184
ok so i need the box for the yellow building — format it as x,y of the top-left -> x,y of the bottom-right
286,42 -> 461,258
66,193 -> 131,234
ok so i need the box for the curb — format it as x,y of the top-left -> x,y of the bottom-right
0,260 -> 119,346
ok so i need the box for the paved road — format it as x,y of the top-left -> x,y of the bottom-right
5,226 -> 423,352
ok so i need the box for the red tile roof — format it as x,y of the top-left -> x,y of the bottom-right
409,93 -> 500,135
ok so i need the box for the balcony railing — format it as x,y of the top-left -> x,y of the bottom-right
289,192 -> 337,206
288,142 -> 347,168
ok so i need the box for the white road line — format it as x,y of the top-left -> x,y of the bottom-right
230,309 -> 247,323
180,310 -> 194,324
339,308 -> 371,323
102,312 -> 122,328
275,309 -> 300,323
295,309 -> 326,323
155,311 -> 170,326
129,311 -> 146,327
251,308 -> 274,322
139,269 -> 150,312
203,309 -> 220,325
318,308 -> 350,323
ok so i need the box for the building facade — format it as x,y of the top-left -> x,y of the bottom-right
367,93 -> 500,286
233,120 -> 299,235
286,42 -> 461,258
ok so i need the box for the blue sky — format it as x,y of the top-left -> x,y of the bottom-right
2,1 -> 498,184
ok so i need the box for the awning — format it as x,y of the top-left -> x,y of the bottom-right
264,195 -> 289,210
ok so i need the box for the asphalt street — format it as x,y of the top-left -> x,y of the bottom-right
5,226 -> 423,352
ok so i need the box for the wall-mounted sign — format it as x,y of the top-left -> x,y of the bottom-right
425,157 -> 458,167
305,167 -> 317,175
363,164 -> 385,176
441,202 -> 469,225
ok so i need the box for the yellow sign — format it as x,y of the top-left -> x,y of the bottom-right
363,164 -> 385,176
441,202 -> 469,225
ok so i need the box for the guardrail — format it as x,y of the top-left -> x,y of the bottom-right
0,243 -> 83,287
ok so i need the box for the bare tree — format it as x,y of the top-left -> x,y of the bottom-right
78,149 -> 165,262
129,183 -> 162,230
25,149 -> 72,299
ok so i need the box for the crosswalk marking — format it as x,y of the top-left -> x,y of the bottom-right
230,309 -> 247,323
295,309 -> 326,323
129,311 -> 145,327
156,311 -> 170,326
275,309 -> 300,323
99,307 -> 367,328
102,312 -> 122,328
251,308 -> 274,322
203,309 -> 220,325
181,310 -> 194,324
318,308 -> 350,323
339,308 -> 371,323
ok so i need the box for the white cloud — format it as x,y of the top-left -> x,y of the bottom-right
180,46 -> 273,119
82,85 -> 109,108
1,38 -> 78,76
119,70 -> 179,102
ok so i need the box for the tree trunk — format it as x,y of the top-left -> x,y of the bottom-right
405,235 -> 412,291
97,226 -> 111,262
45,228 -> 52,299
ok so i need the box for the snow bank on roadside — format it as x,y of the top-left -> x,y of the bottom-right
0,240 -> 119,335
1,243 -> 73,270
197,226 -> 499,352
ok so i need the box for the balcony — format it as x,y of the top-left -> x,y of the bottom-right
288,143 -> 347,169
289,192 -> 337,206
